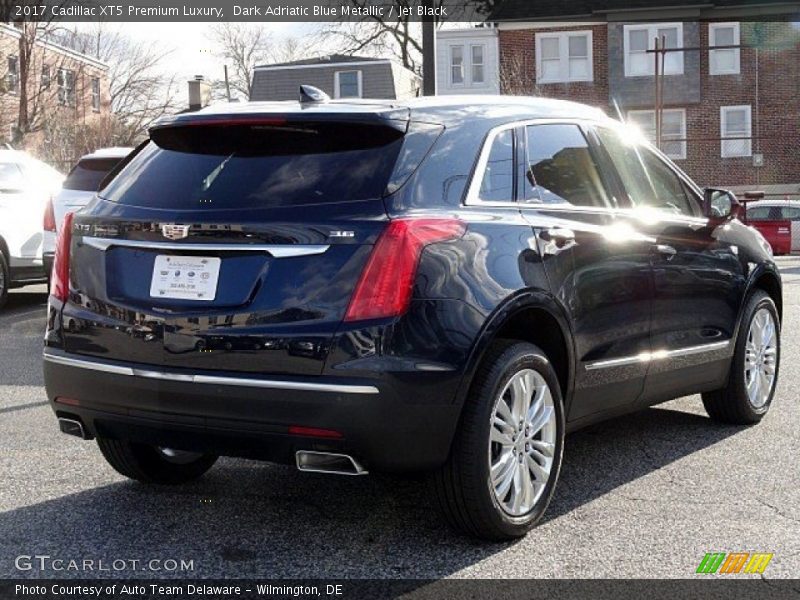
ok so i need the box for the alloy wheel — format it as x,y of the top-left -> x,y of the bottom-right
488,368 -> 557,516
744,307 -> 778,409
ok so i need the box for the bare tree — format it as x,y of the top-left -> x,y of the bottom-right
3,20 -> 79,142
209,23 -> 271,99
67,24 -> 179,145
319,0 -> 423,73
209,24 -> 313,100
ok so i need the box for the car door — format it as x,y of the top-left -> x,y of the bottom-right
777,205 -> 800,251
0,161 -> 36,263
518,122 -> 655,422
592,124 -> 745,404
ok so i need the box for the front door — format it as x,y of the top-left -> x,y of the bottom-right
592,125 -> 745,403
518,122 -> 655,422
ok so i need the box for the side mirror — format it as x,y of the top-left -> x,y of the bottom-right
704,188 -> 743,221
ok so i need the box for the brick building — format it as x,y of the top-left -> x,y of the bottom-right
0,23 -> 111,151
485,1 -> 800,195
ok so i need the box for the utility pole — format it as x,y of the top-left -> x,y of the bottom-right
422,0 -> 437,96
223,65 -> 232,102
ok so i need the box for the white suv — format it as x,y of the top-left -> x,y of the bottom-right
0,149 -> 63,309
43,147 -> 132,277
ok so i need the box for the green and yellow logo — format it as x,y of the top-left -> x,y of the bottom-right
696,552 -> 773,574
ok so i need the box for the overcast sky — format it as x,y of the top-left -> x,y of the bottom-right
75,22 -> 332,105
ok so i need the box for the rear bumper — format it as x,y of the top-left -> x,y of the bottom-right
43,349 -> 461,472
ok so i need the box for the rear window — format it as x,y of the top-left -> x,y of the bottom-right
100,122 -> 407,209
64,158 -> 124,191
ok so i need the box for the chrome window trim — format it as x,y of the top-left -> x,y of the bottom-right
584,340 -> 731,371
464,117 -> 624,213
43,351 -> 379,395
79,237 -> 330,258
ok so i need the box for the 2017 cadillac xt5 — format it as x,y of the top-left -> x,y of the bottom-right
43,94 -> 782,540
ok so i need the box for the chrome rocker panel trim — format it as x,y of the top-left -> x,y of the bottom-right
584,340 -> 731,371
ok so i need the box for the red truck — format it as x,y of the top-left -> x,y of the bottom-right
740,192 -> 797,255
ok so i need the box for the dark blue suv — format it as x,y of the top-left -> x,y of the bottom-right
44,95 -> 781,540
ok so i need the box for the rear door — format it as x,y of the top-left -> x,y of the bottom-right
592,125 -> 744,403
518,122 -> 655,421
62,117 -> 419,376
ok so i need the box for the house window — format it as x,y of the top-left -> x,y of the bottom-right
57,68 -> 75,106
709,22 -> 740,75
471,45 -> 485,84
628,108 -> 687,160
720,105 -> 752,157
624,23 -> 684,77
6,56 -> 19,94
334,70 -> 361,98
41,65 -> 50,90
535,31 -> 593,83
450,46 -> 464,85
91,77 -> 100,111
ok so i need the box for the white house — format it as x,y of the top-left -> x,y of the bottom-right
436,27 -> 500,95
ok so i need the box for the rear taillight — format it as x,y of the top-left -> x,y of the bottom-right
51,212 -> 74,302
43,197 -> 56,232
344,218 -> 465,322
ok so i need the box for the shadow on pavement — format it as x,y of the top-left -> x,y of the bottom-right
2,287 -> 48,314
0,405 -> 746,579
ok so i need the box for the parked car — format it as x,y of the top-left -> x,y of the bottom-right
43,147 -> 133,276
744,199 -> 800,255
43,95 -> 782,540
0,149 -> 63,308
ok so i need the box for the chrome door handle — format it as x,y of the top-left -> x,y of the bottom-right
538,228 -> 576,243
653,244 -> 677,258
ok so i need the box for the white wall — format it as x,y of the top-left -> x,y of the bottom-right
436,28 -> 499,95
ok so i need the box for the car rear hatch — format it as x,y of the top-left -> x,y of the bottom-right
60,107 -> 438,376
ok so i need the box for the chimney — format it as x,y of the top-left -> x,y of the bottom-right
188,75 -> 211,111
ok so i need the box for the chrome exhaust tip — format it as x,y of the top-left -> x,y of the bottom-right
58,417 -> 89,440
295,451 -> 368,476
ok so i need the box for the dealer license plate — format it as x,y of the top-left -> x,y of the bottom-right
149,255 -> 221,301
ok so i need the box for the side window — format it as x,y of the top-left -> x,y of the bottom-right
478,128 -> 514,203
746,206 -> 771,221
595,127 -> 698,216
524,123 -> 611,208
779,206 -> 800,220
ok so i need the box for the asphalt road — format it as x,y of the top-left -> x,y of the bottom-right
1,259 -> 798,580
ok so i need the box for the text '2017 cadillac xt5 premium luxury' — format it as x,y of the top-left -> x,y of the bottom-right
43,93 -> 781,540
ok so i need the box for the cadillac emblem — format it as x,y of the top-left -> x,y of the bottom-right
160,224 -> 191,240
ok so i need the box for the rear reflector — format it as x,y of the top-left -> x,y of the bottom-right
344,218 -> 465,322
288,425 -> 343,439
54,396 -> 81,406
51,212 -> 74,302
43,197 -> 56,232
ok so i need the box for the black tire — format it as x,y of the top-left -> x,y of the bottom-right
702,290 -> 780,424
97,437 -> 218,484
0,249 -> 9,310
432,341 -> 565,541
